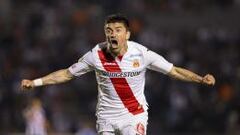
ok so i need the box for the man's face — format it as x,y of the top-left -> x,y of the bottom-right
104,22 -> 130,55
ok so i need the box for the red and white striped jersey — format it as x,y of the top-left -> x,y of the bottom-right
68,41 -> 173,121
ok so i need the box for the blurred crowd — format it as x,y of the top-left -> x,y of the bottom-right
0,0 -> 240,134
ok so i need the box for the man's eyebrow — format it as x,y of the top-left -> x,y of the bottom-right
105,27 -> 113,30
105,25 -> 124,30
115,26 -> 124,29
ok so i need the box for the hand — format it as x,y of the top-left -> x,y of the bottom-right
21,79 -> 35,91
202,74 -> 215,86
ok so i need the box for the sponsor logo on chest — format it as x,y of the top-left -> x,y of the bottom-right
98,70 -> 141,78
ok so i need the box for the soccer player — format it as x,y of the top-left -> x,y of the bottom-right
21,14 -> 215,135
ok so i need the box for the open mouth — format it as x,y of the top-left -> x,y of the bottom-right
109,39 -> 118,49
110,39 -> 118,45
107,37 -> 118,49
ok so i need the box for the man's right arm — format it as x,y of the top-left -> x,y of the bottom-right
21,69 -> 74,90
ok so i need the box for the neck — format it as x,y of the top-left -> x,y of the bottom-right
118,44 -> 128,56
110,43 -> 128,57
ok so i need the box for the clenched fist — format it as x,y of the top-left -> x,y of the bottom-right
21,79 -> 35,91
202,74 -> 215,86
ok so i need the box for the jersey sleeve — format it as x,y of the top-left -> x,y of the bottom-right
68,51 -> 95,77
145,50 -> 173,74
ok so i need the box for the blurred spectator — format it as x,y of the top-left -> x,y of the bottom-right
23,98 -> 48,135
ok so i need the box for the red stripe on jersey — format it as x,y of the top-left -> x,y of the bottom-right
98,50 -> 144,115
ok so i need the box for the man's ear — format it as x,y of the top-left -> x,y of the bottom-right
126,31 -> 130,40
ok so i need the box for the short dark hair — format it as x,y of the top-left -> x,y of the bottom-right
105,14 -> 130,31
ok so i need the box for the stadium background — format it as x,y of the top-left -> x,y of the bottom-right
0,0 -> 240,134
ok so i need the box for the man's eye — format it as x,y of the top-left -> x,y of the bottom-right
116,29 -> 121,33
106,30 -> 111,34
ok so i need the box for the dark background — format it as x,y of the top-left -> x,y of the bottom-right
0,0 -> 240,134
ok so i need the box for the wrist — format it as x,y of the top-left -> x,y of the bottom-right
196,76 -> 203,84
33,78 -> 43,87
200,77 -> 204,84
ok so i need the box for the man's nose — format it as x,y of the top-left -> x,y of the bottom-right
110,32 -> 116,38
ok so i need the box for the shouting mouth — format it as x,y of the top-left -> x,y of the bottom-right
111,39 -> 118,45
109,39 -> 118,48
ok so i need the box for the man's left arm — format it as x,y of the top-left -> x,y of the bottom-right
168,66 -> 215,86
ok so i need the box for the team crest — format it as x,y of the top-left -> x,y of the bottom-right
133,59 -> 140,68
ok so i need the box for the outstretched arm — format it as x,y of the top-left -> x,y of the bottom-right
168,66 -> 215,86
21,69 -> 74,90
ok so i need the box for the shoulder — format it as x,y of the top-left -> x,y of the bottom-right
84,42 -> 111,60
128,40 -> 149,54
78,42 -> 107,62
92,42 -> 108,51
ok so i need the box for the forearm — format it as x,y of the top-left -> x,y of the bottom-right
21,69 -> 74,90
168,66 -> 203,83
39,69 -> 74,86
